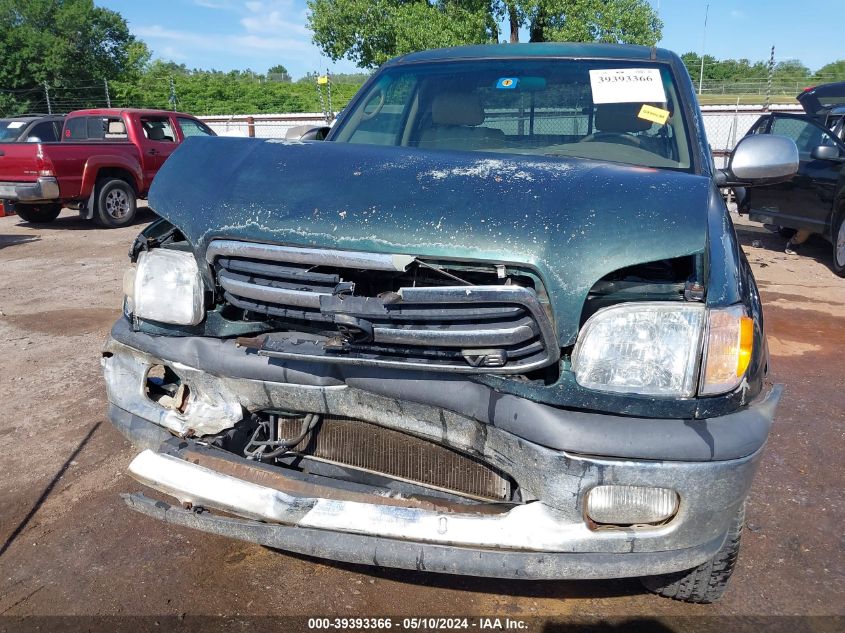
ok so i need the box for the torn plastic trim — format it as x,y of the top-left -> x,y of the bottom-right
105,320 -> 780,460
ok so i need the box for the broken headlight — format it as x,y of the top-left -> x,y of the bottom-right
572,303 -> 705,397
126,249 -> 205,325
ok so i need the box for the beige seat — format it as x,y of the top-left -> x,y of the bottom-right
418,92 -> 504,151
581,103 -> 652,147
104,120 -> 127,139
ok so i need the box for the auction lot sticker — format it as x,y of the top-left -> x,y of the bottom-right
589,68 -> 666,103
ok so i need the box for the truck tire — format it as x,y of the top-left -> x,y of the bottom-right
94,178 -> 137,228
15,203 -> 62,224
640,504 -> 744,603
832,210 -> 845,277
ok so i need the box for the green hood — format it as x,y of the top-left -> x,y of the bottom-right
149,136 -> 710,345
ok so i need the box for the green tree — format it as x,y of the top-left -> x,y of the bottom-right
680,52 -> 768,83
307,0 -> 495,68
525,0 -> 662,45
307,0 -> 661,68
814,60 -> 845,82
772,60 -> 811,82
0,0 -> 145,114
267,64 -> 292,82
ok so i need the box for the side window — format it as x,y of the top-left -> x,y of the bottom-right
770,117 -> 835,159
748,115 -> 770,135
342,75 -> 417,145
64,117 -> 126,141
141,117 -> 176,142
26,121 -> 58,143
103,118 -> 127,139
177,117 -> 214,137
64,117 -> 86,140
87,117 -> 104,139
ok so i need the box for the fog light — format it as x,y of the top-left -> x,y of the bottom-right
586,485 -> 679,526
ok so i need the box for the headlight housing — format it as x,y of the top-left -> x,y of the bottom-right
572,303 -> 705,397
126,249 -> 205,325
700,304 -> 754,395
572,302 -> 754,398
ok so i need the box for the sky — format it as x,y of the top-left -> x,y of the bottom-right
97,0 -> 841,79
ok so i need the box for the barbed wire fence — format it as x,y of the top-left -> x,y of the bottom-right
0,72 -> 365,119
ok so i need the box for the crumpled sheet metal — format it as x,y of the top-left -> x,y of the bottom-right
150,137 -> 711,345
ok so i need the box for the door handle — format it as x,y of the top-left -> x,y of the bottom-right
0,150 -> 5,156
147,148 -> 159,155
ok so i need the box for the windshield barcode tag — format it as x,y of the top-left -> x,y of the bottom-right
589,68 -> 666,104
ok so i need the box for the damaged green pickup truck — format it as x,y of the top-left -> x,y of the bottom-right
102,44 -> 798,603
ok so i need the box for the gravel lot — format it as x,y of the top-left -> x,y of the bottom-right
0,207 -> 842,630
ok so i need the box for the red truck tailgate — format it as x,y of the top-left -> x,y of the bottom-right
0,143 -> 43,182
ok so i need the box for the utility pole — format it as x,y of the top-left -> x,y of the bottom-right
168,77 -> 177,111
43,82 -> 52,114
326,68 -> 333,121
104,78 -> 111,108
764,46 -> 775,112
698,3 -> 709,96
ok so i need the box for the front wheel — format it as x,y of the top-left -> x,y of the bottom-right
641,504 -> 745,603
832,210 -> 845,277
94,178 -> 137,228
15,203 -> 62,224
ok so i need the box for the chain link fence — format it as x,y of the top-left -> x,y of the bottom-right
700,103 -> 803,167
199,113 -> 330,138
0,78 -> 813,164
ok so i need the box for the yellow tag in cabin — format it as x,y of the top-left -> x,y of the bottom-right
317,75 -> 329,85
638,104 -> 670,125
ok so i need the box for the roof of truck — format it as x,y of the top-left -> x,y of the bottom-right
388,43 -> 675,66
66,108 -> 197,118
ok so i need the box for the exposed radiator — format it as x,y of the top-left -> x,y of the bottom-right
278,415 -> 512,502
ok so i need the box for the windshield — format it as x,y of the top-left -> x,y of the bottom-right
0,120 -> 27,141
332,59 -> 692,170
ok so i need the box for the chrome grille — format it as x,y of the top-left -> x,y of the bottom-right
279,415 -> 513,502
207,240 -> 558,373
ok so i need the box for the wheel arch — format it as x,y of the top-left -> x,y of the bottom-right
80,156 -> 143,198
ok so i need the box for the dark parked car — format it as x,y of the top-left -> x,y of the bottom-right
103,44 -> 797,603
798,81 -> 845,134
0,114 -> 65,143
742,81 -> 845,275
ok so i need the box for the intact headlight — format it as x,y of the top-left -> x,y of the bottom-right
572,302 -> 754,398
127,249 -> 205,325
572,303 -> 706,397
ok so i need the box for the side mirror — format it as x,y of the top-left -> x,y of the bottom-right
716,134 -> 798,187
26,136 -> 41,143
284,125 -> 331,141
299,126 -> 331,141
810,144 -> 845,162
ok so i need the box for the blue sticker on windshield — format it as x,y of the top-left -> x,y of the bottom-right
496,77 -> 519,90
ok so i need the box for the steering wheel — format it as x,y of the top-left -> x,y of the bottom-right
579,132 -> 642,148
360,89 -> 386,120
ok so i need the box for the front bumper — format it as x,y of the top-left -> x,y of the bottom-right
103,319 -> 780,579
122,493 -> 726,580
0,177 -> 60,202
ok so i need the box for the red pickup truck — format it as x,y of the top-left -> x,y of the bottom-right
0,108 -> 215,227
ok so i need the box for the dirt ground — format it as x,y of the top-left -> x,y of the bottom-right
0,207 -> 842,630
